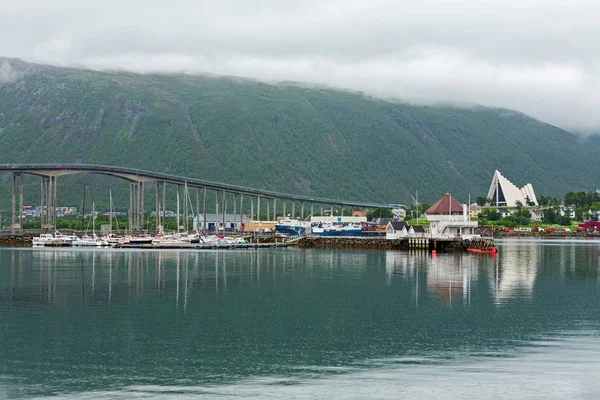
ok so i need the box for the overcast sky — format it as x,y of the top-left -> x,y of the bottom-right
1,0 -> 599,132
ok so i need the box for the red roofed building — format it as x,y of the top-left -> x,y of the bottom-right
426,193 -> 465,216
426,193 -> 479,239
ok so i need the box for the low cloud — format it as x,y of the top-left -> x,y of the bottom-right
0,60 -> 24,83
1,0 -> 599,132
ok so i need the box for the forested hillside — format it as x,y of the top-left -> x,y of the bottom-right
1,57 -> 599,210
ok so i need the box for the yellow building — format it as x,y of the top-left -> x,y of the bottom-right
244,221 -> 277,232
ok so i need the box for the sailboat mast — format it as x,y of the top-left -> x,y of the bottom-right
81,186 -> 86,231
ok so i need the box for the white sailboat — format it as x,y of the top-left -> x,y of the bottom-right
73,202 -> 106,246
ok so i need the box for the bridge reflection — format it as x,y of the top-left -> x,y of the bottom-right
3,241 -> 599,313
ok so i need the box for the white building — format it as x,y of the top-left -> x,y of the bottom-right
386,222 -> 427,239
486,170 -> 538,207
194,213 -> 251,231
558,206 -> 576,219
530,209 -> 544,223
386,221 -> 409,239
426,193 -> 479,239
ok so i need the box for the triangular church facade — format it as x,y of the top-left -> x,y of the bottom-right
486,170 -> 537,207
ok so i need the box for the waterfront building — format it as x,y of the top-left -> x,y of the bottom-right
244,220 -> 277,232
194,213 -> 251,231
469,204 -> 481,219
372,217 -> 393,232
558,206 -> 576,219
486,170 -> 538,207
391,208 -> 407,219
530,209 -> 544,223
425,193 -> 479,239
411,226 -> 426,237
386,222 -> 427,239
386,222 -> 408,239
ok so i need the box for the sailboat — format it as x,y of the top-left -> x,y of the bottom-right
101,190 -> 124,246
73,202 -> 106,246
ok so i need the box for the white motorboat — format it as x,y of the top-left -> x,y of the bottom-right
73,234 -> 106,246
45,232 -> 75,247
32,233 -> 54,246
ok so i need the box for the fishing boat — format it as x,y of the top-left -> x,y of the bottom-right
312,222 -> 363,237
275,218 -> 311,236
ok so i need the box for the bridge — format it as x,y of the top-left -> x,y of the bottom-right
0,163 -> 392,232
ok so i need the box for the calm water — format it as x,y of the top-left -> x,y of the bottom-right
1,240 -> 600,399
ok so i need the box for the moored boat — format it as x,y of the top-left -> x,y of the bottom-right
45,232 -> 75,247
312,222 -> 363,237
275,218 -> 311,236
32,234 -> 54,246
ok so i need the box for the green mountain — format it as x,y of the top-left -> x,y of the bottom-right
1,57 -> 599,210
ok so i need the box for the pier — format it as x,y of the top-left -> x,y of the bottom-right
294,236 -> 470,252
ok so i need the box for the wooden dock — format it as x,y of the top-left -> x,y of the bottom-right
115,242 -> 289,250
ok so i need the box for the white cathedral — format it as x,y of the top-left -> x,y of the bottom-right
486,170 -> 537,207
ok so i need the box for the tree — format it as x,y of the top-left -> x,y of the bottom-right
543,208 -> 558,224
480,208 -> 501,221
558,215 -> 571,226
476,196 -> 488,206
366,207 -> 394,220
525,195 -> 536,207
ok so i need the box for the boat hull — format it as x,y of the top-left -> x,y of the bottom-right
315,229 -> 362,237
275,225 -> 307,236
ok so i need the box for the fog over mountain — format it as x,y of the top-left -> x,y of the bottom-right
1,0 -> 599,132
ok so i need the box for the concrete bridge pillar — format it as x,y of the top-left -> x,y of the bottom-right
176,185 -> 181,233
139,181 -> 144,231
203,188 -> 207,232
155,182 -> 160,232
292,202 -> 295,219
257,195 -> 261,222
233,193 -> 237,231
196,187 -> 200,232
301,202 -> 304,219
183,182 -> 188,232
10,172 -> 26,231
162,182 -> 167,232
240,193 -> 244,230
221,190 -> 226,230
283,200 -> 286,217
215,190 -> 219,228
52,177 -> 57,228
128,182 -> 133,232
37,175 -> 55,231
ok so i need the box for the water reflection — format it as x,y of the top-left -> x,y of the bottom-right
1,242 -> 600,399
2,243 -> 600,314
490,241 -> 538,304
